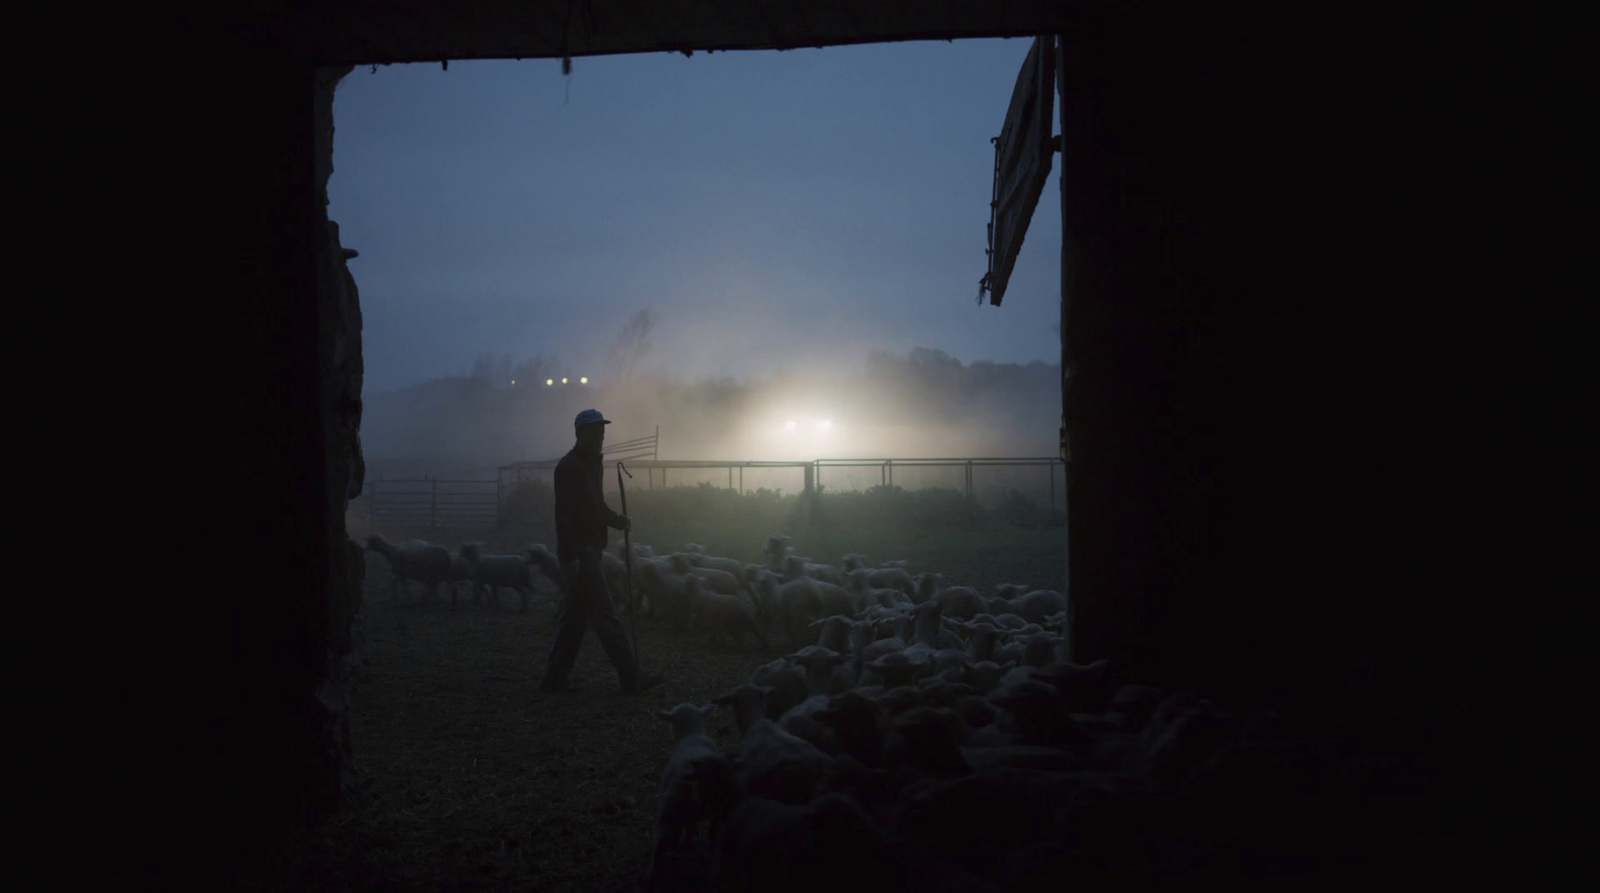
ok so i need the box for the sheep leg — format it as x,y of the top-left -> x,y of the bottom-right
517,585 -> 530,615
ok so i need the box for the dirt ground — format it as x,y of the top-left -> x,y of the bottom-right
226,514 -> 1074,892
228,552 -> 833,892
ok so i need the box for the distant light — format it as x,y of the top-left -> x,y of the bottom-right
562,377 -> 569,384
510,380 -> 516,385
785,420 -> 796,430
580,377 -> 588,384
819,420 -> 832,431
546,379 -> 554,386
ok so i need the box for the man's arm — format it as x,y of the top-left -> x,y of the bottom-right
553,462 -> 576,564
590,459 -> 629,531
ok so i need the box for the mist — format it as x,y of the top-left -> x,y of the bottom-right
361,341 -> 1061,476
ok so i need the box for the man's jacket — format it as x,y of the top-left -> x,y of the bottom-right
553,443 -> 625,563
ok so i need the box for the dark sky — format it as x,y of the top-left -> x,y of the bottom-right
329,38 -> 1062,395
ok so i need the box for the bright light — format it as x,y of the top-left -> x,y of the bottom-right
818,420 -> 832,431
580,377 -> 588,384
785,420 -> 796,431
510,380 -> 516,385
546,379 -> 553,386
562,377 -> 569,384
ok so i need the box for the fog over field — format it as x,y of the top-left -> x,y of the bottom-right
330,40 -> 1067,481
361,337 -> 1061,473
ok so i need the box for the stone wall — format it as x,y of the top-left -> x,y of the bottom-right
313,64 -> 365,819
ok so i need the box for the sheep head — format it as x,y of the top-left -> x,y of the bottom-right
712,684 -> 775,737
656,703 -> 716,740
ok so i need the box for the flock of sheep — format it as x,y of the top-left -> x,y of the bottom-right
365,532 -> 1295,887
635,535 -> 1274,889
364,535 -> 565,614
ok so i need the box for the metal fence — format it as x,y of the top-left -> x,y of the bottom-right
497,456 -> 1066,513
351,455 -> 1063,534
816,457 -> 1065,512
350,477 -> 500,530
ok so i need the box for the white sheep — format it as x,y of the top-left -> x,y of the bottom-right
685,551 -> 748,579
849,565 -> 916,596
959,659 -> 1016,695
524,544 -> 564,588
777,693 -> 836,752
598,550 -> 640,611
994,583 -> 1031,601
365,535 -> 453,605
750,659 -> 810,721
910,572 -> 950,603
885,705 -> 972,777
960,621 -> 1003,663
989,589 -> 1069,625
763,533 -> 794,571
987,680 -> 1092,749
866,650 -> 934,689
938,588 -> 988,622
782,554 -> 847,587
686,576 -> 769,651
811,689 -> 890,768
809,615 -> 853,654
846,569 -> 910,608
856,621 -> 908,664
755,574 -> 824,648
641,560 -> 692,628
449,554 -> 476,603
909,601 -> 963,651
992,613 -> 1029,630
742,563 -> 766,590
789,573 -> 857,619
992,638 -> 1029,670
787,645 -> 848,697
652,703 -> 743,884
669,553 -> 749,598
457,542 -> 536,613
711,684 -> 831,806
1022,633 -> 1062,668
835,620 -> 882,690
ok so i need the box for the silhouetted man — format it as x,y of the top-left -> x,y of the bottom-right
539,409 -> 665,694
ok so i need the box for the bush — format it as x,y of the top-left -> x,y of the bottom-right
995,487 -> 1042,526
500,480 -> 553,528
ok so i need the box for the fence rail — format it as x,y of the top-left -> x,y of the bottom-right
497,455 -> 1066,515
350,477 -> 499,531
352,456 -> 1065,534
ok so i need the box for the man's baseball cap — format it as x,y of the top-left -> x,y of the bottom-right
574,409 -> 612,430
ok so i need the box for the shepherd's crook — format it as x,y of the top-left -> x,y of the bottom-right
617,460 -> 638,666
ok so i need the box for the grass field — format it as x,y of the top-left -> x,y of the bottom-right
229,495 -> 1065,892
